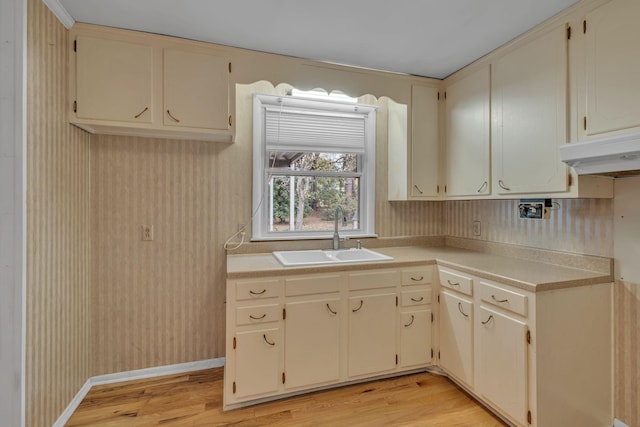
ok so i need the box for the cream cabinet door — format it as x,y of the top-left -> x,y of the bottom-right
284,298 -> 340,389
163,48 -> 230,130
75,35 -> 153,123
233,327 -> 281,399
439,290 -> 473,387
445,66 -> 491,197
492,24 -> 568,195
400,309 -> 432,368
582,0 -> 640,137
476,307 -> 528,426
410,85 -> 440,198
348,293 -> 397,377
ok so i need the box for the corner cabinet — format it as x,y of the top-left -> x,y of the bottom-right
437,266 -> 612,427
69,24 -> 233,142
225,265 -> 435,410
577,0 -> 640,138
491,23 -> 569,195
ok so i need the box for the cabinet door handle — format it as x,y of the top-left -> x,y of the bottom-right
249,313 -> 266,320
491,295 -> 509,303
447,279 -> 460,287
481,315 -> 494,325
263,334 -> 275,346
404,315 -> 415,327
166,109 -> 181,123
410,276 -> 424,281
498,180 -> 511,191
249,289 -> 267,295
477,181 -> 488,193
352,300 -> 364,312
411,297 -> 424,302
414,185 -> 424,194
326,303 -> 337,315
458,302 -> 469,318
134,106 -> 148,119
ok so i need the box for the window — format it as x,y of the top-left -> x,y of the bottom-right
252,93 -> 377,240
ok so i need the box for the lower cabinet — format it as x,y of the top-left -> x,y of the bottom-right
348,293 -> 397,378
437,266 -> 612,427
225,266 -> 435,409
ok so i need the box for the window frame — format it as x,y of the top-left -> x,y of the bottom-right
252,93 -> 377,241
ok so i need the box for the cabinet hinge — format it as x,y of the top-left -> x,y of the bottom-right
228,62 -> 232,73
232,381 -> 236,394
527,410 -> 532,424
228,115 -> 232,127
73,39 -> 77,52
282,372 -> 286,384
567,26 -> 571,40
583,20 -> 587,34
395,354 -> 398,365
282,308 -> 286,320
583,116 -> 587,131
526,329 -> 531,344
73,100 -> 77,113
233,336 -> 236,349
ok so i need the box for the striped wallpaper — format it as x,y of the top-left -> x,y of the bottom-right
26,0 -> 92,426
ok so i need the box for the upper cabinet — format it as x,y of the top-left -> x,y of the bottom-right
491,23 -> 569,195
444,65 -> 491,197
70,25 -> 233,142
577,0 -> 640,138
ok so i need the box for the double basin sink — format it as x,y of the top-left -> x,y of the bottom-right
273,248 -> 393,267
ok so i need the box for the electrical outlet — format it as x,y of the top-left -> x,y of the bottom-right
472,220 -> 481,236
141,225 -> 154,241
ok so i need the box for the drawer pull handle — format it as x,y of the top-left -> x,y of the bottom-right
352,300 -> 364,313
477,180 -> 488,193
411,297 -> 424,302
481,315 -> 494,325
410,276 -> 424,281
491,295 -> 508,303
249,313 -> 266,320
458,302 -> 469,318
414,185 -> 424,195
263,334 -> 275,346
447,279 -> 461,287
134,106 -> 148,119
166,109 -> 181,122
404,315 -> 415,327
498,180 -> 511,191
249,289 -> 267,295
326,304 -> 337,315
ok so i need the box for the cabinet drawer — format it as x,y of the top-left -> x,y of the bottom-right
236,279 -> 283,301
401,266 -> 434,286
439,268 -> 473,296
285,274 -> 341,296
236,304 -> 280,326
348,269 -> 400,291
479,281 -> 528,317
401,287 -> 432,306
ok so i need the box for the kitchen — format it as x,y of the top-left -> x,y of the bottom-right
1,0 -> 639,426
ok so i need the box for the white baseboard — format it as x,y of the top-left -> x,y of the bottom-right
614,419 -> 630,427
53,357 -> 225,427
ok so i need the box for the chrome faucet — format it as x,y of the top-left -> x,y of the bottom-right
332,205 -> 346,250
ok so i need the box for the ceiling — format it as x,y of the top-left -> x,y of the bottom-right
56,0 -> 579,79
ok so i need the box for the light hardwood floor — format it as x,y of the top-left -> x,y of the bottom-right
66,368 -> 507,426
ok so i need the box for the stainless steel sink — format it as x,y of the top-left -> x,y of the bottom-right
273,248 -> 393,267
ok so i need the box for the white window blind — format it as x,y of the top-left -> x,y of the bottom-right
257,94 -> 376,154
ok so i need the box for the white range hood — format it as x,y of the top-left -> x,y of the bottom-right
560,131 -> 640,175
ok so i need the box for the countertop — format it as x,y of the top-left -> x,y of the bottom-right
226,245 -> 613,292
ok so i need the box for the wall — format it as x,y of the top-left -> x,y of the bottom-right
0,0 -> 26,425
613,176 -> 640,426
26,0 -> 92,426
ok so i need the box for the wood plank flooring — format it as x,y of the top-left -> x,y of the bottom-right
66,368 -> 507,426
